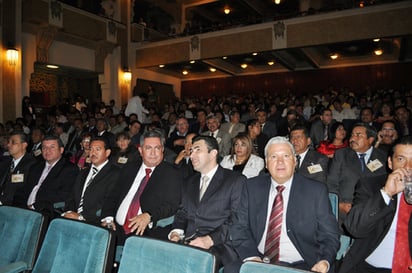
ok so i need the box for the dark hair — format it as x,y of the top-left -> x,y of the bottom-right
330,122 -> 345,140
246,119 -> 259,128
290,124 -> 310,138
91,136 -> 110,150
140,128 -> 165,147
10,131 -> 28,143
361,107 -> 374,115
116,131 -> 131,141
43,135 -> 64,148
351,122 -> 377,139
389,136 -> 412,157
192,135 -> 219,153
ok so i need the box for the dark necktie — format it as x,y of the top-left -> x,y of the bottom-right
295,155 -> 301,172
264,185 -> 285,263
10,160 -> 15,173
77,166 -> 98,214
124,168 -> 152,234
392,193 -> 412,273
323,125 -> 329,140
359,153 -> 366,172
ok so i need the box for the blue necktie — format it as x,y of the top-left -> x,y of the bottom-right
359,153 -> 366,172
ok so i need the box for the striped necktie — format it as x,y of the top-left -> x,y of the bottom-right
77,166 -> 98,214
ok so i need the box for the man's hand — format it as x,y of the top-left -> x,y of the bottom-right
311,260 -> 329,273
339,202 -> 352,214
169,232 -> 181,242
62,211 -> 81,220
383,168 -> 407,197
127,213 -> 151,236
188,235 -> 214,249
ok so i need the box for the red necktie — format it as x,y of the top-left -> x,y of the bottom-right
264,185 -> 285,263
123,168 -> 152,234
392,193 -> 412,273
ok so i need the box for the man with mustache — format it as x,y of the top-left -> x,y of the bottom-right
327,122 -> 387,227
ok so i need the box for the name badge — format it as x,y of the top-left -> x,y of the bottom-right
307,164 -> 323,174
118,157 -> 128,164
33,149 -> 41,157
85,157 -> 91,164
367,159 -> 383,172
11,174 -> 24,183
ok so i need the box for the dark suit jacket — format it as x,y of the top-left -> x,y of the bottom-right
98,131 -> 116,148
230,173 -> 340,269
262,121 -> 277,138
65,162 -> 120,225
113,161 -> 182,238
297,149 -> 328,183
0,153 -> 35,206
20,158 -> 79,216
327,147 -> 388,203
173,166 -> 246,265
309,119 -> 336,148
339,174 -> 412,273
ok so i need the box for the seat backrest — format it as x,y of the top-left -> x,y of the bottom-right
240,262 -> 311,273
32,218 -> 115,273
328,192 -> 338,220
118,236 -> 216,273
0,206 -> 46,270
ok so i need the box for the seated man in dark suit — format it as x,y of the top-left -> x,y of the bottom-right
339,136 -> 412,273
0,131 -> 35,206
166,117 -> 190,154
62,137 -> 120,225
227,136 -> 339,273
102,129 -> 182,244
174,132 -> 197,179
290,124 -> 328,183
22,135 -> 79,217
169,135 -> 246,267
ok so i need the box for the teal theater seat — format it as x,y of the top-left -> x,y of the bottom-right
118,236 -> 216,273
31,218 -> 115,273
240,262 -> 311,273
0,206 -> 46,273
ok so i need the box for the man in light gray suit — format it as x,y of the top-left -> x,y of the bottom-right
202,115 -> 231,158
220,111 -> 246,139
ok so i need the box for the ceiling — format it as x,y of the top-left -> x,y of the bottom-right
135,0 -> 412,80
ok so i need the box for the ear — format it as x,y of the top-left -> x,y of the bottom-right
138,146 -> 143,156
388,156 -> 393,171
307,137 -> 312,146
368,137 -> 375,145
105,149 -> 111,158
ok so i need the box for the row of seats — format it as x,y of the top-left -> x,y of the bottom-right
0,196 -> 350,273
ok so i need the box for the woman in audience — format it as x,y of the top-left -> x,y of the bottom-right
246,119 -> 269,159
70,132 -> 93,169
220,133 -> 264,178
375,102 -> 394,123
110,131 -> 141,167
317,121 -> 348,158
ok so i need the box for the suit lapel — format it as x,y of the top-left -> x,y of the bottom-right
255,176 -> 272,241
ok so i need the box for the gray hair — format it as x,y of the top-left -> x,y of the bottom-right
264,136 -> 296,159
140,128 -> 165,147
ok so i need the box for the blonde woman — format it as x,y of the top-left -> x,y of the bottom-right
220,133 -> 264,178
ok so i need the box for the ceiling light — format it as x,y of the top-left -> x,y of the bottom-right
190,60 -> 195,64
209,67 -> 216,72
224,6 -> 231,15
222,56 -> 228,60
359,1 -> 364,7
182,70 -> 188,75
268,61 -> 275,66
159,64 -> 165,68
330,54 -> 338,60
274,0 -> 281,4
373,38 -> 380,42
241,64 -> 248,69
46,64 -> 59,69
374,49 -> 383,55
252,52 -> 258,56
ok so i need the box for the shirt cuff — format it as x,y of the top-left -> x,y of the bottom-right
101,216 -> 114,223
168,228 -> 184,240
380,189 -> 392,205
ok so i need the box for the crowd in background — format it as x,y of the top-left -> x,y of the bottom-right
0,85 -> 411,273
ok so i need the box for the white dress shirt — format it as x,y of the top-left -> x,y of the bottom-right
115,163 -> 155,225
257,176 -> 304,263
